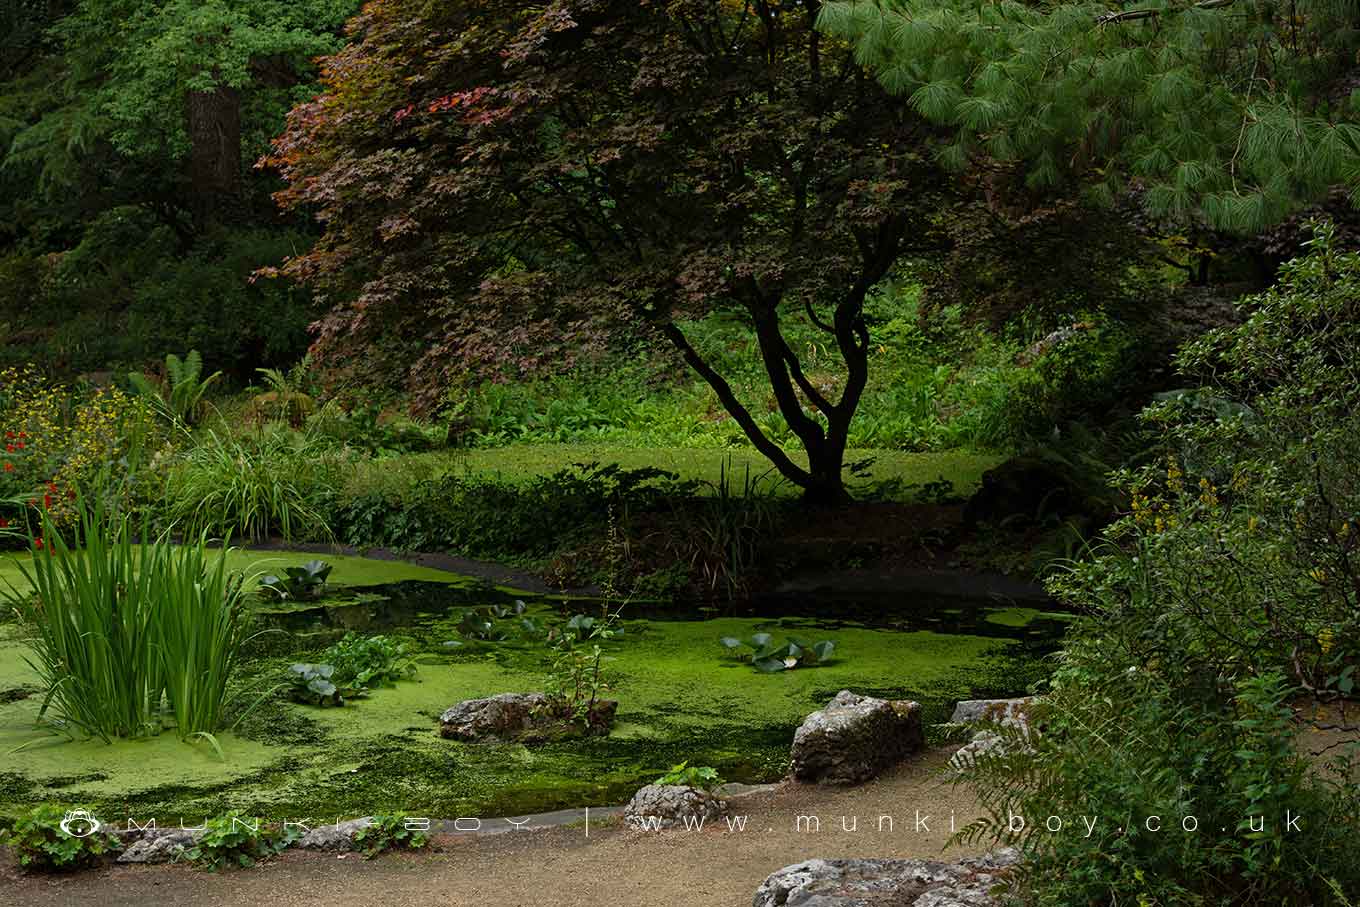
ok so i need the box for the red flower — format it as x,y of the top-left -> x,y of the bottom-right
46,482 -> 57,493
43,494 -> 52,509
16,442 -> 24,449
33,537 -> 43,550
0,518 -> 9,528
3,431 -> 12,439
4,444 -> 12,452
3,463 -> 12,472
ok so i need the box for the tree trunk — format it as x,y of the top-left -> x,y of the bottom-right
801,429 -> 852,505
186,83 -> 242,230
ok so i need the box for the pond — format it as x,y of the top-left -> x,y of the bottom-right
0,552 -> 1070,825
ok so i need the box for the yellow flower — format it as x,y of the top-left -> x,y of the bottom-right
1318,627 -> 1335,655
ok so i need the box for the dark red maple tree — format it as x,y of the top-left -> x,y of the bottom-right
264,0 -> 944,502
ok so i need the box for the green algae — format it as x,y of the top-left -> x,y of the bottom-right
0,553 -> 1065,825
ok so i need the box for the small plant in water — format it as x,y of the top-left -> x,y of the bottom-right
321,632 -> 416,689
720,633 -> 836,672
286,663 -> 347,706
1,805 -> 119,871
654,761 -> 722,791
352,815 -> 430,857
540,507 -> 626,729
444,600 -> 540,644
258,560 -> 332,600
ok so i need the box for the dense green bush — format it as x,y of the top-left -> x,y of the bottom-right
0,805 -> 120,872
328,462 -> 682,560
164,430 -> 342,542
956,224 -> 1360,905
1,220 -> 316,376
436,299 -> 1141,455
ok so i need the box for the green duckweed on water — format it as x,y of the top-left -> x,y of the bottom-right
0,549 -> 1067,826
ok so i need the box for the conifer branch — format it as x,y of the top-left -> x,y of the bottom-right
1095,0 -> 1234,26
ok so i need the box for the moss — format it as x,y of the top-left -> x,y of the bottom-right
0,557 -> 1064,823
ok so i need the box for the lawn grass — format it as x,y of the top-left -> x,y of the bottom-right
365,444 -> 1002,499
0,548 -> 479,600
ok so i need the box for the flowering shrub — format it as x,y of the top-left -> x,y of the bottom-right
0,366 -> 166,540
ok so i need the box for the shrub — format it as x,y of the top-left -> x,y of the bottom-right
351,815 -> 429,857
0,367 -> 166,535
957,650 -> 1360,906
126,350 -> 221,427
183,812 -> 295,871
955,223 -> 1360,906
328,462 -> 682,559
164,430 -> 339,542
1,805 -> 120,871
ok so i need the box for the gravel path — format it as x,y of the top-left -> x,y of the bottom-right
1,749 -> 987,907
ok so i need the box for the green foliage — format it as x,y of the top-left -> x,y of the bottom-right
822,0 -> 1360,233
258,559 -> 331,601
164,430 -> 338,542
285,663 -> 345,707
653,761 -> 722,791
955,658 -> 1360,905
328,462 -> 682,560
1,499 -> 253,741
351,815 -> 429,857
319,633 -> 416,691
0,805 -> 119,872
956,225 -> 1360,905
719,634 -> 837,673
286,634 -> 415,707
183,812 -> 294,871
127,349 -> 221,427
308,402 -> 442,456
444,600 -> 541,645
542,601 -> 624,728
1066,222 -> 1360,687
251,365 -> 316,428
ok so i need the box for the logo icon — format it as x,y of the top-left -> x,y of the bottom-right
59,809 -> 102,838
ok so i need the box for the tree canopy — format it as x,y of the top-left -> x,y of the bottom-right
265,0 -> 949,501
820,0 -> 1360,233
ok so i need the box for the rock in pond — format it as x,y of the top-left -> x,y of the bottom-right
752,848 -> 1021,907
624,784 -> 729,831
790,690 -> 924,785
439,692 -> 617,743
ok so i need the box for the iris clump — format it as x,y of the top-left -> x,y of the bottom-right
2,499 -> 254,744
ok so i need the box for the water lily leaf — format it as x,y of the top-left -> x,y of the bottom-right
307,678 -> 337,697
719,637 -> 743,650
752,657 -> 787,673
812,640 -> 836,661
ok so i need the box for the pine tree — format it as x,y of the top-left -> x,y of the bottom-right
819,0 -> 1360,232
